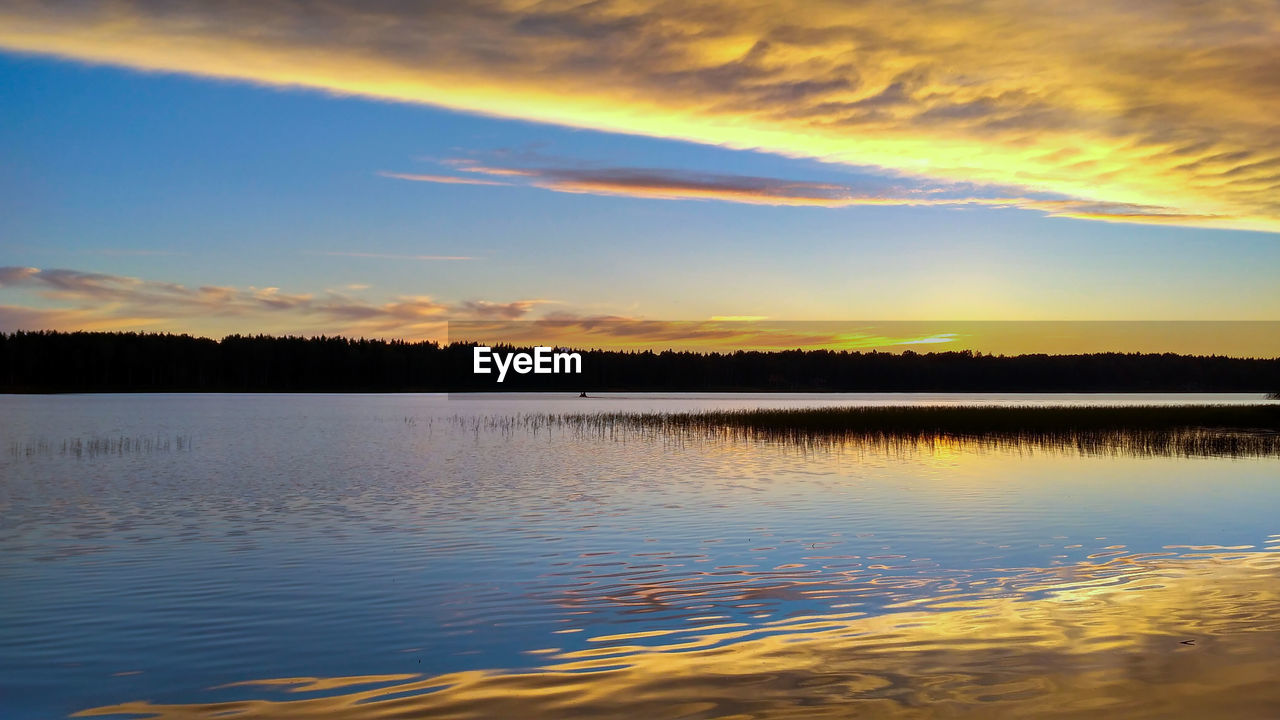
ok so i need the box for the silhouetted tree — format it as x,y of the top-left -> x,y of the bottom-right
1,331 -> 1276,393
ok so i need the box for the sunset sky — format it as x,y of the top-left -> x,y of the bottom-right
1,1 -> 1278,351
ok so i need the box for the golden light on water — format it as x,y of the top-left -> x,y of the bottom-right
75,551 -> 1280,719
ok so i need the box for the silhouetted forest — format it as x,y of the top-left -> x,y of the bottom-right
1,331 -> 1278,393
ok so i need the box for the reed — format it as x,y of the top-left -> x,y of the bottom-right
8,434 -> 192,458
463,404 -> 1280,458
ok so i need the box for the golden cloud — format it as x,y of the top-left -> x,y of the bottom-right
2,1 -> 1279,230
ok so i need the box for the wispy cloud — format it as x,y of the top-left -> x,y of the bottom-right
0,267 -> 962,350
377,171 -> 508,187
7,270 -> 1278,355
389,163 -> 862,206
0,267 -> 542,339
0,304 -> 169,332
2,1 -> 1277,230
385,160 -> 1226,224
458,299 -> 560,321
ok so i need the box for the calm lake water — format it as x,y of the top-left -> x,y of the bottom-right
3,393 -> 1279,719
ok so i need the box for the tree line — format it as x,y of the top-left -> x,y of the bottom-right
1,330 -> 1277,393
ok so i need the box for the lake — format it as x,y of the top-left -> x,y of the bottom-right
3,393 -> 1279,718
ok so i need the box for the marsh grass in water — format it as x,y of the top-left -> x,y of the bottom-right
8,434 -> 192,458
464,404 -> 1280,457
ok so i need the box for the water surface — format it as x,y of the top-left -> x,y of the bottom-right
2,393 -> 1278,718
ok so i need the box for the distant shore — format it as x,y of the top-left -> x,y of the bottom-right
2,330 -> 1278,393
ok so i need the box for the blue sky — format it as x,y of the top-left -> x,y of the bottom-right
2,21 -> 1278,347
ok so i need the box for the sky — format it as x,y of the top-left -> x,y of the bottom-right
1,1 -> 1278,353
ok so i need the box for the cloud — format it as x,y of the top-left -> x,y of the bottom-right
1,1 -> 1277,231
449,316 -> 967,351
0,267 -> 41,285
0,267 -> 957,349
458,299 -> 559,321
8,271 -> 1277,354
446,318 -> 1280,355
0,304 -> 169,331
385,160 -> 1225,224
390,163 -> 869,206
376,171 -> 509,187
0,267 -> 544,339
1012,200 -> 1225,225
